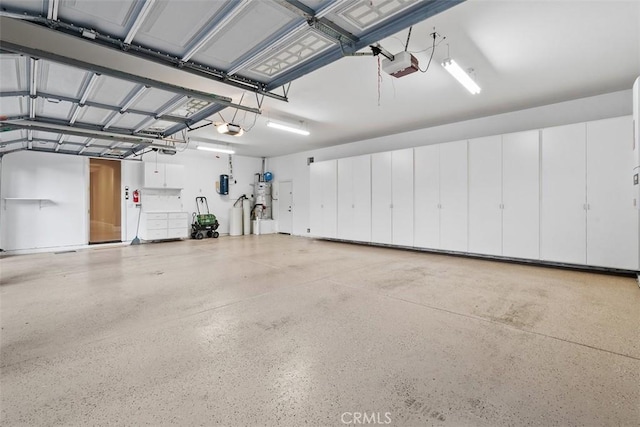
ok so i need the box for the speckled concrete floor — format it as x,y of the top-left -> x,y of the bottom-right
1,235 -> 639,426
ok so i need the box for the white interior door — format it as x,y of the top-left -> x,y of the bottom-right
371,152 -> 392,244
586,116 -> 638,270
278,180 -> 293,234
392,148 -> 414,246
414,145 -> 440,249
541,123 -> 587,265
468,135 -> 503,256
352,154 -> 371,242
440,140 -> 468,252
502,130 -> 540,260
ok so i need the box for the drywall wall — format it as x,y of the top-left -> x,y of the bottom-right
134,149 -> 263,237
0,151 -> 88,251
0,149 -> 263,251
268,89 -> 633,237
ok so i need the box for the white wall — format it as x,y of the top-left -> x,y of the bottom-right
135,149 -> 262,236
0,151 -> 88,251
268,89 -> 633,237
0,149 -> 264,251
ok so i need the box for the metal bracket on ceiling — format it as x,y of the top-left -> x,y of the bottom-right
274,0 -> 358,48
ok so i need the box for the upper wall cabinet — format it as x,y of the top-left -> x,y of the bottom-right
468,135 -> 502,256
502,130 -> 540,260
144,163 -> 184,189
337,155 -> 371,243
309,160 -> 337,239
414,144 -> 440,249
586,116 -> 638,270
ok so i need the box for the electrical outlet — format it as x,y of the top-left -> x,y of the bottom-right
307,228 -> 310,233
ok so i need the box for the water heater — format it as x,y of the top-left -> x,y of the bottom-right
218,174 -> 229,195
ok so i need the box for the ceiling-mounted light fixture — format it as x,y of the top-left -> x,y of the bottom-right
266,120 -> 310,136
441,58 -> 481,95
197,144 -> 235,154
217,123 -> 244,137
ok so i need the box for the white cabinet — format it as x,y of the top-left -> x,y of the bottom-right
337,155 -> 371,242
586,116 -> 638,270
371,152 -> 392,244
502,130 -> 540,260
140,212 -> 189,241
414,145 -> 440,249
439,140 -> 468,252
392,148 -> 414,246
468,135 -> 502,256
144,163 -> 184,189
541,123 -> 587,265
309,160 -> 337,238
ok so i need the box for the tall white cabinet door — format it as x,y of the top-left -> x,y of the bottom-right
468,136 -> 502,256
439,140 -> 468,252
309,162 -> 324,237
392,148 -> 414,246
322,160 -> 338,239
337,157 -> 354,240
541,123 -> 587,265
352,154 -> 372,242
502,130 -> 540,260
371,152 -> 392,244
586,116 -> 639,270
414,145 -> 440,249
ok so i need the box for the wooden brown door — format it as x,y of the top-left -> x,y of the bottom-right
89,159 -> 121,243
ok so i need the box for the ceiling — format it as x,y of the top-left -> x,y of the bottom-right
0,0 -> 639,159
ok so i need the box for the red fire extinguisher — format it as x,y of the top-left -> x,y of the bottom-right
132,189 -> 140,204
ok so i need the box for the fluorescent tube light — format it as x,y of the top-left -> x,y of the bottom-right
197,145 -> 235,154
441,58 -> 481,95
267,121 -> 310,136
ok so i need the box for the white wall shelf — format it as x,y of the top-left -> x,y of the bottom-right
3,198 -> 54,210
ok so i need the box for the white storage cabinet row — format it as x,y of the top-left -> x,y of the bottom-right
309,116 -> 639,270
139,212 -> 190,241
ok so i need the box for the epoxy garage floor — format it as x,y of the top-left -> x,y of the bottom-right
1,235 -> 639,426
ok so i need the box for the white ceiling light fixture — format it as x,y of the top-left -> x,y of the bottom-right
441,58 -> 481,95
266,120 -> 310,136
217,123 -> 244,137
196,143 -> 235,154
